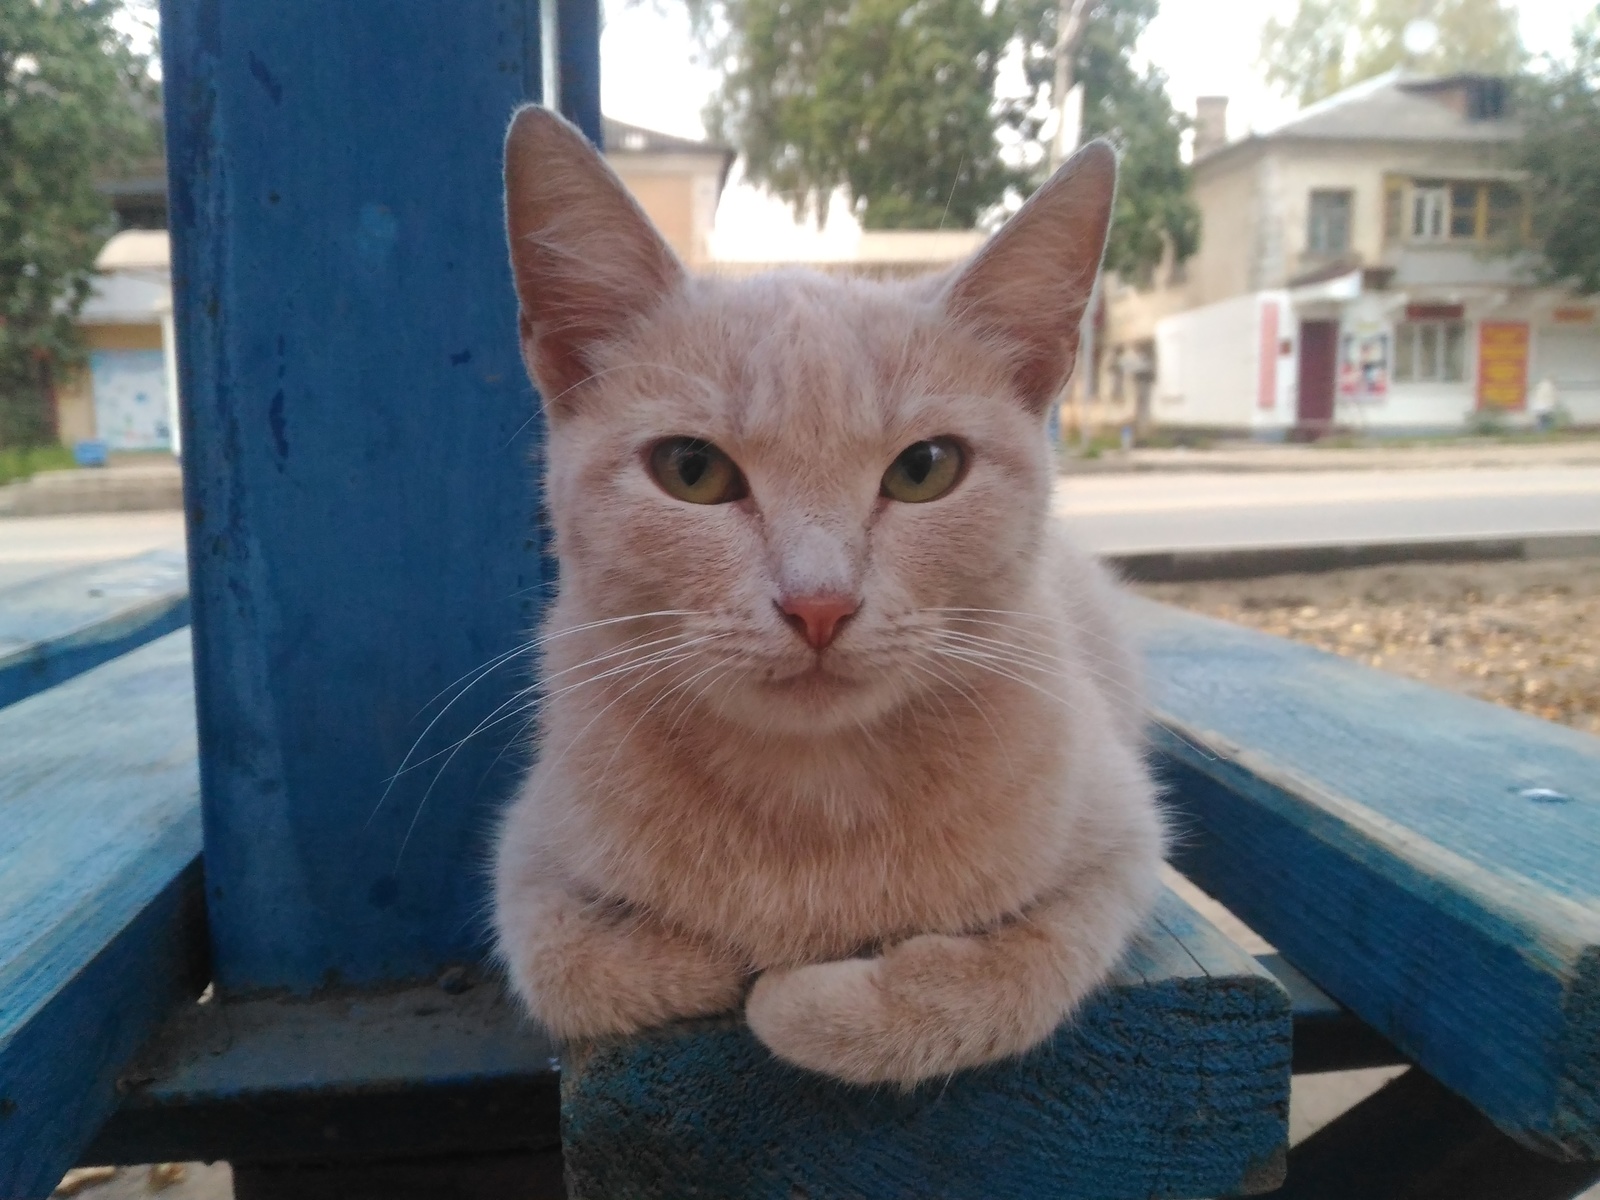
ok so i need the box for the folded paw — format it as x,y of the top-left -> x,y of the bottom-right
512,907 -> 747,1042
746,933 -> 1050,1087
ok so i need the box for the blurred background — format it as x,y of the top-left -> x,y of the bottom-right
4,0 -> 1598,1195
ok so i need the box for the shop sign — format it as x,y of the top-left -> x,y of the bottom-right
1477,321 -> 1530,410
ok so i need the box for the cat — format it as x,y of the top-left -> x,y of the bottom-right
492,105 -> 1164,1088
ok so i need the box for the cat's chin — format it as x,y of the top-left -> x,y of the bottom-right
708,663 -> 905,736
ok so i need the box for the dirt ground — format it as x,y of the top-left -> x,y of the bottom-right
1136,555 -> 1600,736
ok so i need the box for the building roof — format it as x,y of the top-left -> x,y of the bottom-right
95,230 -> 170,272
80,271 -> 170,324
602,118 -> 733,159
1199,72 -> 1518,168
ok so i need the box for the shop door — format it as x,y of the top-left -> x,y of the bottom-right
1297,320 -> 1338,430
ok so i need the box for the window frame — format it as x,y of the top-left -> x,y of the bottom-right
1392,319 -> 1470,384
1392,180 -> 1525,246
1306,188 -> 1354,257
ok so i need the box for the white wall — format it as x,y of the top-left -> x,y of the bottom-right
1155,291 -> 1292,431
1340,382 -> 1474,431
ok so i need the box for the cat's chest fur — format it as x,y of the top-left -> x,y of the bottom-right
534,696 -> 1083,969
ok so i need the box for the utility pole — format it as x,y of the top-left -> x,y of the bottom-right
1049,0 -> 1092,168
1050,0 -> 1096,446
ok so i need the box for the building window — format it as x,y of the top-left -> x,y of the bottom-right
1396,180 -> 1523,244
1307,190 -> 1353,256
1412,184 -> 1448,240
1486,183 -> 1521,240
1449,184 -> 1480,239
1394,320 -> 1468,383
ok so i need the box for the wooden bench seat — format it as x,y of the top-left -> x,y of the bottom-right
0,632 -> 204,1198
560,889 -> 1290,1200
1132,597 -> 1600,1160
0,550 -> 189,709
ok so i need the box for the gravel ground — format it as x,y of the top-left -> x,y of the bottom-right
1136,556 -> 1600,735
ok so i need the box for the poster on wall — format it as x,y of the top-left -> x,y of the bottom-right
1477,321 -> 1530,410
90,350 -> 171,450
1337,327 -> 1390,402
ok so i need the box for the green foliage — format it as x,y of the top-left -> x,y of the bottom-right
1262,0 -> 1524,108
706,0 -> 1015,229
1517,19 -> 1600,295
1055,0 -> 1198,274
697,0 -> 1197,277
0,440 -> 72,485
0,0 -> 155,447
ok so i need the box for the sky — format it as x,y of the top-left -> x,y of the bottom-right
598,0 -> 1599,258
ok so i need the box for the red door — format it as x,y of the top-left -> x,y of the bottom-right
1297,319 -> 1338,433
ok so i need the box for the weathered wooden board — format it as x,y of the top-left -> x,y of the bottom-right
1131,598 -> 1600,1159
85,976 -> 559,1168
562,888 -> 1291,1200
0,632 -> 206,1199
160,0 -> 565,995
0,549 -> 189,709
1257,953 -> 1404,1075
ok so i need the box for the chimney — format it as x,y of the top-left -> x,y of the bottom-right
1194,96 -> 1228,159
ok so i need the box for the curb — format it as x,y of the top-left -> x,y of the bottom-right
1105,534 -> 1600,583
0,467 -> 183,518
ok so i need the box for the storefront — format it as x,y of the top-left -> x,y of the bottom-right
1154,275 -> 1600,435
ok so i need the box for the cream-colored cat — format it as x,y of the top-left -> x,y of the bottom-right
492,106 -> 1164,1087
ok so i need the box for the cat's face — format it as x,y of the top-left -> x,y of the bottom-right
505,108 -> 1114,734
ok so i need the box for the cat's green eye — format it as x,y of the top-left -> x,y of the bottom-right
648,437 -> 747,505
880,438 -> 965,503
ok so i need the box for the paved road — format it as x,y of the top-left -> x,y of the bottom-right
1056,466 -> 1600,556
1,466 -> 1598,588
0,512 -> 186,589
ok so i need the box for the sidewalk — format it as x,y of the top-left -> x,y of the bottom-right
0,464 -> 183,518
1072,437 -> 1600,474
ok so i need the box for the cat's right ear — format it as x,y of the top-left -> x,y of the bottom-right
504,106 -> 685,413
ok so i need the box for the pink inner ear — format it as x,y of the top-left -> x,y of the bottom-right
944,143 -> 1116,414
504,106 -> 685,411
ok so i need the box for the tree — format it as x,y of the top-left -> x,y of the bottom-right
1261,0 -> 1524,108
0,0 -> 155,447
1517,18 -> 1600,294
706,0 -> 1017,229
697,0 -> 1198,277
1013,0 -> 1199,276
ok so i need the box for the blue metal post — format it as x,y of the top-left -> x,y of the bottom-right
161,0 -> 582,996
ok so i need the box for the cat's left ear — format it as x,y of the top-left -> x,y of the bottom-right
943,141 -> 1117,414
504,105 -> 686,412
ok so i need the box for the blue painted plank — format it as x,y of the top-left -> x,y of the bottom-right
0,550 -> 189,709
0,632 -> 206,1199
562,888 -> 1291,1200
1130,598 -> 1600,1158
86,976 -> 558,1167
160,0 -> 554,993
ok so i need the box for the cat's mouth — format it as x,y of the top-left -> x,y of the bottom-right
761,657 -> 862,693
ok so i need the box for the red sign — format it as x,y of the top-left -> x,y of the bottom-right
1258,301 -> 1280,410
1406,303 -> 1465,322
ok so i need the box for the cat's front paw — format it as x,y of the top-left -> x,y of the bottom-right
747,934 -> 1011,1087
746,956 -> 893,1084
508,907 -> 748,1042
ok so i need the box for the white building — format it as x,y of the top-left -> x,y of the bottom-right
1104,74 -> 1600,437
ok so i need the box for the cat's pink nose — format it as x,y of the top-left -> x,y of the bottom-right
778,594 -> 859,651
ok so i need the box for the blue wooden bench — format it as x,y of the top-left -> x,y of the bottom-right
1,1 -> 1598,1197
0,549 -> 188,708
